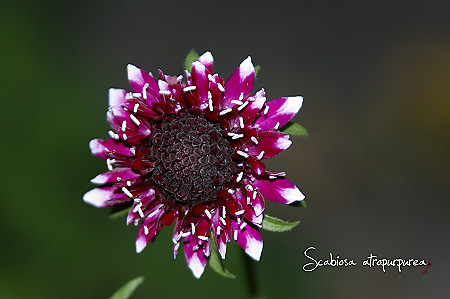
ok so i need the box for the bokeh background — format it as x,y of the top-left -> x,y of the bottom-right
1,0 -> 449,298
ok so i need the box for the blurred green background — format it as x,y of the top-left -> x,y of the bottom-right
1,0 -> 449,298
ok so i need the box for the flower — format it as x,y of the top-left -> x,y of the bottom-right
83,52 -> 305,278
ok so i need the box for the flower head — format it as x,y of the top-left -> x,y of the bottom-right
84,52 -> 304,278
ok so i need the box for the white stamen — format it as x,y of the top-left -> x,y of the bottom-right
237,218 -> 241,224
126,180 -> 131,187
106,159 -> 113,171
247,196 -> 251,205
205,209 -> 211,219
159,90 -> 171,95
238,101 -> 249,111
231,133 -> 244,140
198,235 -> 209,241
269,175 -> 277,179
191,223 -> 196,235
146,208 -> 160,219
263,105 -> 269,115
183,86 -> 196,92
133,197 -> 141,202
244,147 -> 249,152
130,147 -> 136,155
125,93 -> 134,100
246,184 -> 254,191
216,226 -> 221,235
220,217 -> 226,226
144,226 -> 149,236
116,177 -> 121,181
237,150 -> 249,158
207,74 -> 214,81
130,114 -> 141,126
137,207 -> 144,218
274,121 -> 280,130
174,242 -> 180,251
231,100 -> 243,105
108,130 -> 116,139
217,83 -> 225,92
121,120 -> 127,132
181,231 -> 191,238
132,92 -> 142,98
234,230 -> 238,241
208,91 -> 213,112
253,191 -> 257,200
251,136 -> 259,145
239,117 -> 244,129
133,103 -> 139,113
236,172 -> 243,182
222,206 -> 226,218
193,245 -> 199,251
122,187 -> 133,198
256,151 -> 265,160
235,210 -> 245,216
142,83 -> 149,100
134,219 -> 139,226
240,222 -> 247,230
122,133 -> 127,140
238,93 -> 244,102
177,75 -> 183,81
228,189 -> 235,194
219,108 -> 232,115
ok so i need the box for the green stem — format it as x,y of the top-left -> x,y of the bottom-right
242,251 -> 263,299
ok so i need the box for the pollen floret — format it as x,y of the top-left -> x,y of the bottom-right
83,52 -> 305,278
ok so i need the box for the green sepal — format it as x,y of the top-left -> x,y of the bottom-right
280,122 -> 309,137
289,200 -> 307,208
109,204 -> 132,220
208,231 -> 235,278
109,276 -> 144,299
262,214 -> 299,232
185,49 -> 199,72
254,65 -> 261,78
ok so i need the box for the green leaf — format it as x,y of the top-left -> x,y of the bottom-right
280,122 -> 309,137
109,276 -> 144,299
254,65 -> 261,78
262,215 -> 299,232
185,49 -> 199,72
289,200 -> 307,208
208,231 -> 235,278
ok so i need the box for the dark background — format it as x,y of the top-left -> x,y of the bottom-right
1,0 -> 449,298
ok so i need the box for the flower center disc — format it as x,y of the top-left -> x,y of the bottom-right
149,113 -> 237,205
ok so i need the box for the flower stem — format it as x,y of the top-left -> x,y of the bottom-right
242,251 -> 263,299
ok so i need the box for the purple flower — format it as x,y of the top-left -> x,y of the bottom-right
84,52 -> 304,278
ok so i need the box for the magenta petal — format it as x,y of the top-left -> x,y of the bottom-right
223,57 -> 255,107
253,177 -> 305,204
83,186 -> 124,208
135,208 -> 164,253
127,64 -> 160,100
191,61 -> 209,108
91,168 -> 139,184
246,131 -> 292,159
108,88 -> 127,107
236,223 -> 263,261
197,51 -> 214,73
89,138 -> 133,159
239,89 -> 266,123
184,236 -> 207,278
255,96 -> 303,130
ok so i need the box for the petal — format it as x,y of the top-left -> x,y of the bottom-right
184,236 -> 207,278
191,61 -> 209,108
223,56 -> 255,108
127,64 -> 160,101
239,88 -> 266,124
246,131 -> 292,159
89,138 -> 133,159
135,207 -> 164,253
197,51 -> 214,73
83,186 -> 125,208
253,177 -> 304,204
108,88 -> 127,107
90,168 -> 139,184
235,223 -> 263,261
254,96 -> 303,131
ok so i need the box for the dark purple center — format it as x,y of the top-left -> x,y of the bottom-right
149,113 -> 237,204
